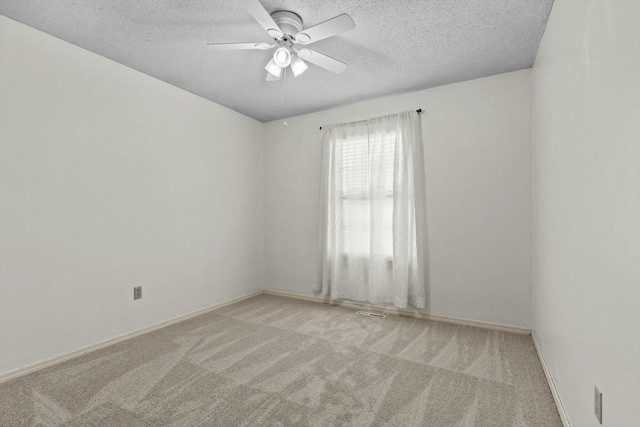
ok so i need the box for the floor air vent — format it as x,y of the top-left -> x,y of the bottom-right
356,311 -> 386,318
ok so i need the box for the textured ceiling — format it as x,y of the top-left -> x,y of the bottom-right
0,0 -> 553,122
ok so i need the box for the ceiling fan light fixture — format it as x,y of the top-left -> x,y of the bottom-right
265,59 -> 282,77
273,47 -> 292,67
290,55 -> 308,77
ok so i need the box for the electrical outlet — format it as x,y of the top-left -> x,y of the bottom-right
594,385 -> 602,424
133,286 -> 142,300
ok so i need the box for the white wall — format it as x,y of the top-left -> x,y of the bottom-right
263,70 -> 532,328
0,16 -> 263,376
531,1 -> 640,426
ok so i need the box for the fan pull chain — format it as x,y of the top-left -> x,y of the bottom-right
283,67 -> 287,127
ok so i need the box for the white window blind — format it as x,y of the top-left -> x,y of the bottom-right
339,132 -> 396,257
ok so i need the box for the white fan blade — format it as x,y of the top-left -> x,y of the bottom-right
295,14 -> 355,45
241,0 -> 283,39
303,49 -> 348,74
206,42 -> 271,51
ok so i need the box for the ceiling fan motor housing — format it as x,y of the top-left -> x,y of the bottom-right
270,10 -> 303,37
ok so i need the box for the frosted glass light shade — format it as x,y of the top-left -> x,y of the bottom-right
273,47 -> 291,67
265,59 -> 282,78
266,72 -> 281,81
290,55 -> 308,77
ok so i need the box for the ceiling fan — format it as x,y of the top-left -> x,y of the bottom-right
206,0 -> 356,81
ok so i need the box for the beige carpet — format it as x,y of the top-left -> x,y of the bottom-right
0,294 -> 562,426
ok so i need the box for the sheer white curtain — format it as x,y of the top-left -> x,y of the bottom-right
315,111 -> 428,309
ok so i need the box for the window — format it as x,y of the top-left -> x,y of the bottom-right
316,111 -> 426,309
339,132 -> 396,258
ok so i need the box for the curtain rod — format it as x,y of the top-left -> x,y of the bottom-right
319,109 -> 422,130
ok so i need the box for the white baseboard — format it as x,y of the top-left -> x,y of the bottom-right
263,289 -> 531,335
531,331 -> 571,427
0,289 -> 263,384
